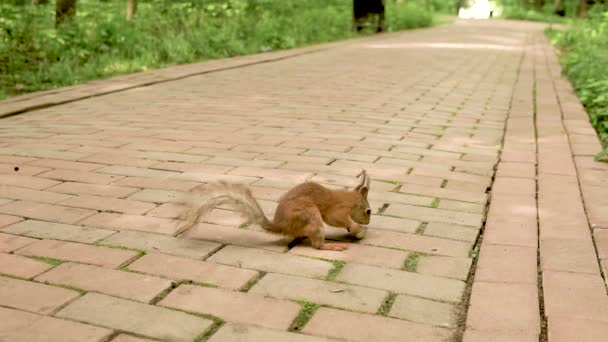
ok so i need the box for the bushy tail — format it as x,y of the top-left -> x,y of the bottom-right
175,181 -> 280,235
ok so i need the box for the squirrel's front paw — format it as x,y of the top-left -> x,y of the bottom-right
354,228 -> 367,239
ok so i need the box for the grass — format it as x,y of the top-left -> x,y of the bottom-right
546,5 -> 608,160
326,260 -> 346,281
289,301 -> 320,332
415,222 -> 428,235
239,271 -> 266,292
403,252 -> 422,272
30,256 -> 64,266
95,243 -> 146,254
376,292 -> 398,316
1,0 -> 436,100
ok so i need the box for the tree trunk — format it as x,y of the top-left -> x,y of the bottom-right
553,0 -> 565,15
32,0 -> 49,4
579,0 -> 587,16
55,0 -> 77,27
126,0 -> 137,21
535,0 -> 545,10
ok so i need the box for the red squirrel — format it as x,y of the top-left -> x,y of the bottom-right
177,171 -> 372,251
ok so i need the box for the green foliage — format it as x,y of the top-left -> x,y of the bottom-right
495,0 -> 573,22
548,5 -> 608,156
0,0 -> 435,100
386,1 -> 436,30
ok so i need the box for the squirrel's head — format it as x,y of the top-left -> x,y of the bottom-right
350,170 -> 371,225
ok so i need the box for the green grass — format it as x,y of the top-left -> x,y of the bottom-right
1,0 -> 436,100
289,301 -> 320,332
95,243 -> 146,254
30,256 -> 64,266
546,5 -> 608,159
403,252 -> 422,272
326,260 -> 346,281
376,292 -> 397,316
499,7 -> 571,23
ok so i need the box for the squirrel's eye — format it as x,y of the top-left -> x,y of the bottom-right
366,209 -> 371,215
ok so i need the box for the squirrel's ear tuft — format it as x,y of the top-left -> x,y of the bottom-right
356,170 -> 370,198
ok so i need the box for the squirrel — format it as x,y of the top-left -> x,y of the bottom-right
175,170 -> 372,251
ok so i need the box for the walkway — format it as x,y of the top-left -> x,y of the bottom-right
0,19 -> 607,342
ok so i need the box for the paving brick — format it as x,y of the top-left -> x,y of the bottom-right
0,252 -> 53,278
101,230 -> 220,258
442,179 -> 489,193
0,163 -> 50,176
208,245 -> 333,278
15,149 -> 89,161
476,244 -> 537,284
337,263 -> 465,303
111,334 -> 156,342
59,194 -> 157,215
540,238 -> 600,274
548,316 -> 608,342
496,162 -> 536,178
462,330 -> 538,342
466,281 -> 539,333
2,219 -> 115,243
207,156 -> 283,168
0,212 -> 23,227
289,243 -> 408,269
208,322 -> 336,342
399,183 -> 487,203
127,188 -> 186,203
112,176 -> 201,191
150,161 -> 233,173
0,174 -> 59,190
128,253 -> 256,290
389,294 -> 457,328
302,307 -> 451,342
81,153 -> 162,168
542,270 -> 608,320
483,194 -> 537,247
438,199 -> 485,214
359,229 -> 472,257
0,184 -> 74,203
0,155 -> 37,164
96,165 -> 179,178
229,166 -> 312,184
56,293 -> 213,342
384,202 -> 483,227
595,229 -> 608,259
159,284 -> 300,330
175,172 -> 259,184
81,212 -> 182,235
47,181 -> 139,198
0,306 -> 112,342
182,223 -> 293,252
0,232 -> 36,252
369,191 -> 434,207
0,276 -> 80,314
417,255 -> 472,280
37,262 -> 171,303
366,214 -> 420,233
39,169 -> 124,184
424,221 -> 479,242
0,200 -> 96,224
27,158 -> 103,171
17,239 -> 139,268
251,273 -> 387,313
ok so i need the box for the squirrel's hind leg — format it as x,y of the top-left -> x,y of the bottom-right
304,211 -> 348,251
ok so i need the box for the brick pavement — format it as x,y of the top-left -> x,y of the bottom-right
0,19 -> 607,342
